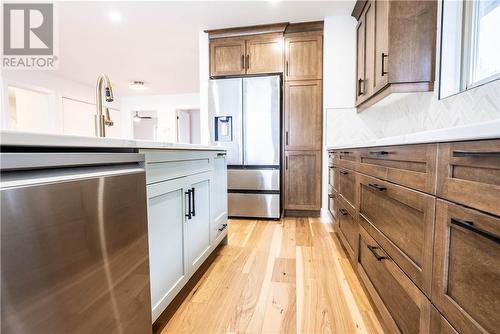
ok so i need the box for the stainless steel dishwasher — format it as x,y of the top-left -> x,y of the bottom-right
0,152 -> 152,334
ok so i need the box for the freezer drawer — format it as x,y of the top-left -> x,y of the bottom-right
227,169 -> 280,191
228,193 -> 280,218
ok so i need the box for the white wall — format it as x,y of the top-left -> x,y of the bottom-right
1,71 -> 124,136
120,93 -> 200,142
322,15 -> 357,210
199,31 -> 210,144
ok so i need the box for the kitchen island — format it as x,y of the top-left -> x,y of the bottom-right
0,130 -> 228,331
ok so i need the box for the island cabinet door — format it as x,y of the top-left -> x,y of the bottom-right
432,200 -> 500,334
211,153 -> 228,244
147,177 -> 190,322
186,172 -> 212,275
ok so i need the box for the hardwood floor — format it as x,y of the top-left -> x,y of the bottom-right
161,215 -> 384,334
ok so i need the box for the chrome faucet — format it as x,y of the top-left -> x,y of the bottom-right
95,74 -> 114,137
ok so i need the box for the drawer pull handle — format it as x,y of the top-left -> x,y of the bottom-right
218,223 -> 228,232
367,245 -> 387,261
369,183 -> 387,191
453,151 -> 500,158
451,218 -> 500,244
340,171 -> 349,175
329,193 -> 335,199
341,151 -> 351,154
339,208 -> 349,216
369,151 -> 390,155
217,152 -> 226,157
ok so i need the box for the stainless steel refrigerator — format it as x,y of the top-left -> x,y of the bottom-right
209,75 -> 281,219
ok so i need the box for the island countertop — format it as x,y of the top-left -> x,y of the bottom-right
0,130 -> 225,151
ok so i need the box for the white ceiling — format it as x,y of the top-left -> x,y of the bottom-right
56,1 -> 354,96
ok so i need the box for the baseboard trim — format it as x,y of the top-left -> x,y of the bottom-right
284,209 -> 321,217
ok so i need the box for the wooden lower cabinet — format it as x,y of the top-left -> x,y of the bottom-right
436,139 -> 500,216
357,227 -> 431,334
429,305 -> 459,334
339,167 -> 356,209
336,197 -> 358,262
432,200 -> 500,334
358,174 -> 435,295
284,150 -> 321,210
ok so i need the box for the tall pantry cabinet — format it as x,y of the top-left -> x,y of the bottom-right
208,22 -> 324,216
283,23 -> 323,214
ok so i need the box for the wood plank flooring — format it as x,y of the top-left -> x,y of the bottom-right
161,215 -> 384,334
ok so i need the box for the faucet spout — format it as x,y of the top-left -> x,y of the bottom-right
95,74 -> 114,137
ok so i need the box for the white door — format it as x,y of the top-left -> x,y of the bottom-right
146,177 -> 189,322
186,172 -> 212,274
177,110 -> 191,143
211,153 -> 228,243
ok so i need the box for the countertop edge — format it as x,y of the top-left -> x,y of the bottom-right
0,130 -> 226,151
327,120 -> 500,150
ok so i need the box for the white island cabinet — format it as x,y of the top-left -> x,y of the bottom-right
142,149 -> 227,322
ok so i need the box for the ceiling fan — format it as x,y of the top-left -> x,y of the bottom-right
133,111 -> 153,122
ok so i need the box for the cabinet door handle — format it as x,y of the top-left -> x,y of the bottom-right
381,53 -> 388,76
241,55 -> 245,70
369,150 -> 390,155
191,187 -> 196,217
285,131 -> 289,146
358,79 -> 364,96
452,151 -> 500,158
329,193 -> 335,199
285,156 -> 288,170
451,218 -> 500,244
246,54 -> 250,69
367,245 -> 387,261
185,189 -> 192,220
339,208 -> 348,216
368,183 -> 387,191
285,61 -> 289,76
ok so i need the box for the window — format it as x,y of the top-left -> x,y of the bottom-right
439,0 -> 500,98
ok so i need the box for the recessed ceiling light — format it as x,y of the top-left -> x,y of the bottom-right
129,81 -> 149,90
108,11 -> 122,23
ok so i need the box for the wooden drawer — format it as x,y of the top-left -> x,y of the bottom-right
328,165 -> 339,192
432,200 -> 500,334
358,174 -> 435,296
429,305 -> 458,334
328,191 -> 338,222
359,144 -> 437,194
336,197 -> 358,262
437,139 -> 500,216
339,167 -> 356,209
357,227 -> 432,334
333,149 -> 359,170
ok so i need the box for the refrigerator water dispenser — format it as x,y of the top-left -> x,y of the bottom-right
215,116 -> 232,142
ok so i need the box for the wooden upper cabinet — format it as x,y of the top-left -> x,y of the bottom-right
246,34 -> 283,74
284,80 -> 322,151
353,0 -> 437,111
209,34 -> 284,77
284,33 -> 323,81
355,14 -> 366,103
284,150 -> 321,210
374,0 -> 389,92
210,38 -> 246,76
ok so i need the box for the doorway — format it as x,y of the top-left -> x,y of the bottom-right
177,109 -> 200,144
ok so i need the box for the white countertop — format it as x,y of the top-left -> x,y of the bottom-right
0,130 -> 224,151
328,120 -> 500,150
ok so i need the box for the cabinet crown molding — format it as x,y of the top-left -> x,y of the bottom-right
205,22 -> 288,39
